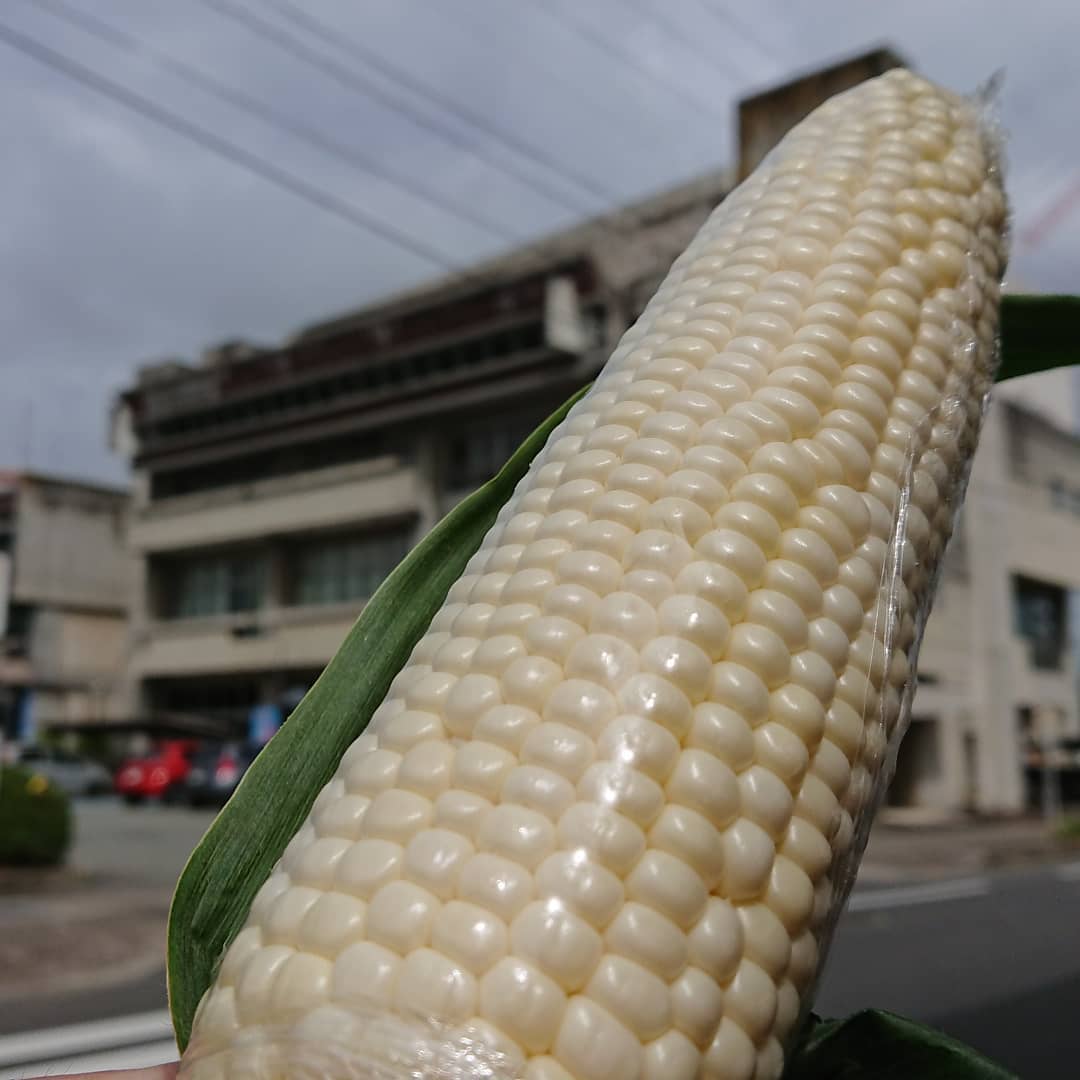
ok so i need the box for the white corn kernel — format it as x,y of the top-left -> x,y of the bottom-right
182,70 -> 1006,1080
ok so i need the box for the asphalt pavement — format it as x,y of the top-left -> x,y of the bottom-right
817,860 -> 1080,1077
0,969 -> 169,1039
70,798 -> 216,887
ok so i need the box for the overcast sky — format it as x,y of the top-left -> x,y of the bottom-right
3,0 -> 1077,484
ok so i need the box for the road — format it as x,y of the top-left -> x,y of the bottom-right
3,802 -> 1079,1076
817,862 -> 1080,1077
70,798 -> 216,887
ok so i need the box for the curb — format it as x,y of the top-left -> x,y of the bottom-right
858,844 -> 1078,885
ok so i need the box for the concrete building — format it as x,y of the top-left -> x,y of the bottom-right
111,169 -> 729,739
897,399 -> 1080,814
996,367 -> 1080,434
0,472 -> 130,740
111,47 -> 1078,813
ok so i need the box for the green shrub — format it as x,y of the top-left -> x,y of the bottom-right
0,765 -> 71,866
1057,815 -> 1080,841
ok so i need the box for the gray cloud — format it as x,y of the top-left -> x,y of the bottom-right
2,0 -> 1077,482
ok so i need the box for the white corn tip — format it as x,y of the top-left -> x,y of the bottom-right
180,68 -> 1007,1080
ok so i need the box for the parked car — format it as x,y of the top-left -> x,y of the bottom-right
182,742 -> 259,807
12,744 -> 112,797
114,739 -> 199,804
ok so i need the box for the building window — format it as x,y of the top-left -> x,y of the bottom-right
3,604 -> 33,655
151,430 -> 386,500
447,416 -> 538,489
885,717 -> 941,806
146,320 -> 548,449
172,552 -> 266,618
291,528 -> 411,606
1012,575 -> 1067,671
148,675 -> 263,729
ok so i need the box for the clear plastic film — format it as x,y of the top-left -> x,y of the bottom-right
180,71 -> 1008,1080
813,69 -> 1010,944
182,1000 -> 521,1079
806,76 -> 1010,1009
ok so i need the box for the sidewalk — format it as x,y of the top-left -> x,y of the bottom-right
0,870 -> 172,1003
858,814 -> 1078,884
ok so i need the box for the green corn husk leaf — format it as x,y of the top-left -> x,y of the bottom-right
168,292 -> 1076,1056
167,386 -> 587,1048
997,294 -> 1080,382
785,1011 -> 1017,1078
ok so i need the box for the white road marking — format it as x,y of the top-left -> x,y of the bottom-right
1055,860 -> 1080,882
847,875 -> 990,913
0,1012 -> 174,1079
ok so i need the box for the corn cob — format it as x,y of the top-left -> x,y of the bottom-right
180,69 -> 1007,1080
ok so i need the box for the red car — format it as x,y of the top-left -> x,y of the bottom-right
114,739 -> 199,804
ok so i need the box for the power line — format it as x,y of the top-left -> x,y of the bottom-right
251,0 -> 707,267
259,0 -> 620,208
532,0 -> 726,121
258,0 -> 725,269
0,16 -> 462,270
27,0 -> 523,245
418,0 -> 634,135
618,0 -> 757,83
197,0 -> 599,217
695,0 -> 785,71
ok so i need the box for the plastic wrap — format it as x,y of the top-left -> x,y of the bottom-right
179,70 -> 1007,1080
813,70 -> 1009,955
182,1000 -> 519,1079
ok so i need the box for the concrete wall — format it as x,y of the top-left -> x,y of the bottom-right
33,685 -> 122,726
130,459 -> 418,553
130,607 -> 358,678
917,574 -> 975,698
996,368 -> 1079,436
12,478 -> 129,611
905,399 -> 1080,814
736,48 -> 905,180
887,392 -> 1080,815
5,477 -> 132,728
28,609 -> 127,685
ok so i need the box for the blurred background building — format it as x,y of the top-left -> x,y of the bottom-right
903,398 -> 1080,816
0,471 -> 130,741
110,170 -> 728,743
